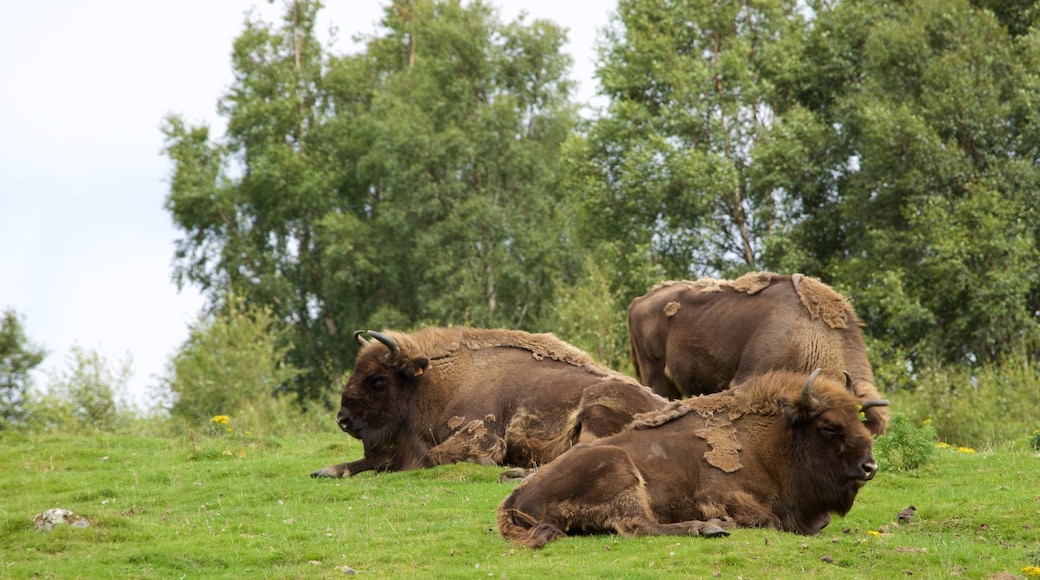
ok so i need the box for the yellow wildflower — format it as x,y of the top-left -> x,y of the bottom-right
866,530 -> 880,538
1022,566 -> 1040,577
955,446 -> 976,454
923,418 -> 932,425
210,415 -> 231,425
935,442 -> 950,448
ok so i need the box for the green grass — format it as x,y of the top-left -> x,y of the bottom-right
1,428 -> 1038,579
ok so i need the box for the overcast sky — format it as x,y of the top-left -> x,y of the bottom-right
0,1 -> 614,406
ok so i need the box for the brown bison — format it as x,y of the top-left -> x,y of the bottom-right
627,272 -> 889,434
497,369 -> 889,548
311,327 -> 665,478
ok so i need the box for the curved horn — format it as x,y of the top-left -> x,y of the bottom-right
801,368 -> 823,411
843,371 -> 855,394
353,329 -> 371,347
859,399 -> 890,410
366,330 -> 400,363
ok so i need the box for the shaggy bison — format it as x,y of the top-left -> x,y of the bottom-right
627,272 -> 888,434
497,369 -> 889,547
311,327 -> 665,478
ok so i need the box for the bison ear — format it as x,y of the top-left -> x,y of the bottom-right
777,396 -> 817,426
401,357 -> 430,379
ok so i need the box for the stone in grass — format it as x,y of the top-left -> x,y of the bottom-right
32,508 -> 90,531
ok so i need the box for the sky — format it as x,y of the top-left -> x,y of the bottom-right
0,1 -> 615,406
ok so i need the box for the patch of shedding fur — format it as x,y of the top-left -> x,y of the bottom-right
695,417 -> 743,472
382,327 -> 637,384
791,275 -> 853,330
730,271 -> 774,295
663,301 -> 681,317
654,272 -> 855,330
426,418 -> 505,466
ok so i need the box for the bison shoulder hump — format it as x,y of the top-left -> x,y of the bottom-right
791,275 -> 853,330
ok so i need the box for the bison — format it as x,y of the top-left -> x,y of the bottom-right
497,369 -> 889,548
627,272 -> 889,434
311,327 -> 665,478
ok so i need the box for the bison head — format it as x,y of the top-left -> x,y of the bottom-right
336,330 -> 430,443
777,369 -> 886,532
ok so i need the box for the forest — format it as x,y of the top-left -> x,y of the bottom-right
4,0 -> 1040,445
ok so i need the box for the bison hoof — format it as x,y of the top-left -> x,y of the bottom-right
702,525 -> 730,538
310,467 -> 343,478
498,467 -> 530,483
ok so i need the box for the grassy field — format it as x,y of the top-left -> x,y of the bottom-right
1,425 -> 1038,579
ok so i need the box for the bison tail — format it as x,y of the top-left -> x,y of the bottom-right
497,501 -> 566,549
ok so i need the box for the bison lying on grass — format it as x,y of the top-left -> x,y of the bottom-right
312,327 -> 665,478
627,272 -> 889,434
497,369 -> 889,548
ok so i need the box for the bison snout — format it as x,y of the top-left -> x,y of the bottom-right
858,459 -> 878,482
336,414 -> 351,433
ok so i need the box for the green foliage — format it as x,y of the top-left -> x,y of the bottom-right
20,346 -> 134,433
0,309 -> 46,429
777,0 -> 1040,368
547,256 -> 632,372
161,294 -> 303,428
1,429 -> 1036,578
163,0 -> 580,403
582,0 -> 810,286
1030,429 -> 1040,452
889,353 -> 1040,447
873,414 -> 937,473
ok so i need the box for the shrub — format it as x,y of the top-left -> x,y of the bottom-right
159,293 -> 304,434
874,414 -> 937,473
22,346 -> 136,432
887,352 -> 1040,447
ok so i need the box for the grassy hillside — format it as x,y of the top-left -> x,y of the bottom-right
1,427 -> 1037,578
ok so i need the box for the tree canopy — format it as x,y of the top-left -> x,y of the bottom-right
0,309 -> 46,428
163,0 -> 579,401
163,0 -> 1040,402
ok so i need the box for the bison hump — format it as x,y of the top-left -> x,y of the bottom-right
791,274 -> 851,329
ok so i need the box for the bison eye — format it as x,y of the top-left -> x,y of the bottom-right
820,422 -> 843,439
366,376 -> 388,391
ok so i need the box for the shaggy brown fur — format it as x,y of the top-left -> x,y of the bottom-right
628,272 -> 888,434
497,371 -> 879,548
311,327 -> 666,478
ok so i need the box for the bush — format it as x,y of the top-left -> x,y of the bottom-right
159,294 -> 304,433
22,346 -> 136,432
890,353 -> 1040,447
873,414 -> 937,473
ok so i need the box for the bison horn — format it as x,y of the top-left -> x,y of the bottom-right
860,398 -> 890,410
366,330 -> 401,363
843,371 -> 855,394
801,368 -> 823,411
353,329 -> 371,347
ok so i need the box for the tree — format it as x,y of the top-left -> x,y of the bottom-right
163,0 -> 580,402
768,0 -> 1040,369
161,294 -> 302,425
579,0 -> 810,295
0,309 -> 46,429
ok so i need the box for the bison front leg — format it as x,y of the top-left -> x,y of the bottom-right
310,456 -> 383,478
426,418 -> 507,467
619,517 -> 732,538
